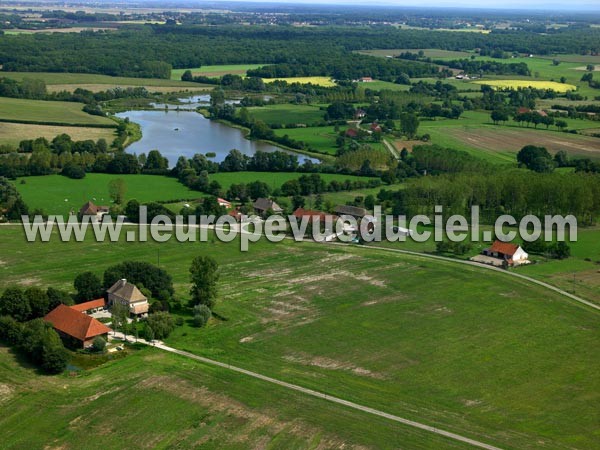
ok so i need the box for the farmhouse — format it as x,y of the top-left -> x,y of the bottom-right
471,240 -> 530,267
217,197 -> 232,209
107,279 -> 149,317
293,208 -> 338,224
44,304 -> 111,349
71,298 -> 106,314
79,201 -> 109,221
370,122 -> 382,133
253,198 -> 283,216
359,77 -> 373,82
354,109 -> 366,119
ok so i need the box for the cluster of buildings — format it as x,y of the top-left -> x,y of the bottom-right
43,279 -> 150,349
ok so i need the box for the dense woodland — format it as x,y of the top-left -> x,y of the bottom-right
1,25 -> 600,78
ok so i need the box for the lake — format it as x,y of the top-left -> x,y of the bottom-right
115,108 -> 312,167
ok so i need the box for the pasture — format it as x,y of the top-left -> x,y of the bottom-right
0,97 -> 115,126
0,122 -> 116,147
170,64 -> 265,80
357,48 -> 472,59
246,104 -> 325,126
210,171 -> 376,191
0,346 -> 440,449
14,174 -> 198,216
0,227 -> 598,449
357,80 -> 411,92
273,126 -> 342,155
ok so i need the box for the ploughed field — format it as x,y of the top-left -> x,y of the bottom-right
0,227 -> 598,449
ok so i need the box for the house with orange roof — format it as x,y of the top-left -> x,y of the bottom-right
44,304 -> 111,348
472,240 -> 529,267
71,298 -> 106,314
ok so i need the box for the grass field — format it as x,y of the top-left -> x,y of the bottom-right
0,71 -> 206,92
263,77 -> 336,87
0,97 -> 115,126
14,174 -> 198,216
357,48 -> 473,59
357,80 -> 412,92
472,79 -> 577,92
246,104 -> 325,126
170,64 -> 266,80
0,345 -> 466,449
272,126 -> 341,155
0,122 -> 116,147
0,227 -> 598,449
210,171 -> 376,191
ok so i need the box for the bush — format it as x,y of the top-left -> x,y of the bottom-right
92,336 -> 107,352
193,304 -> 212,328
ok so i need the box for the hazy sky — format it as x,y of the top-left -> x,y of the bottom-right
215,0 -> 600,11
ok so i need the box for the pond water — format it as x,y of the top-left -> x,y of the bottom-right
115,108 -> 317,167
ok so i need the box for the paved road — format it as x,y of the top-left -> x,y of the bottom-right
110,331 -> 502,450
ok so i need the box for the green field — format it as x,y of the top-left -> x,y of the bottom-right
246,104 -> 325,126
15,174 -> 198,216
0,227 -> 598,449
0,97 -> 115,126
210,171 -> 376,191
472,79 -> 576,92
1,71 -> 204,90
273,126 -> 342,155
0,345 -> 465,449
170,64 -> 265,80
357,48 -> 473,59
357,80 -> 412,92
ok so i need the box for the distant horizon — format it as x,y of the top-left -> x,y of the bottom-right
165,0 -> 600,13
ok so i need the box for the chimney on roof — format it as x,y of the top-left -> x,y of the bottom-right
120,278 -> 127,285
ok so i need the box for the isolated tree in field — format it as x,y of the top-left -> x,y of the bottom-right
399,112 -> 419,139
0,287 -> 31,321
586,64 -> 595,72
181,69 -> 194,81
189,256 -> 219,309
74,272 -> 103,303
108,178 -> 127,204
517,145 -> 552,169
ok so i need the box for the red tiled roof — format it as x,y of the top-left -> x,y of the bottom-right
44,304 -> 111,342
71,298 -> 106,312
345,128 -> 358,137
489,240 -> 519,256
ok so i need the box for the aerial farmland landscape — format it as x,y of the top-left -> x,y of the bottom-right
0,1 -> 599,449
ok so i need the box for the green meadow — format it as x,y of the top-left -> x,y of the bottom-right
15,174 -> 198,216
0,97 -> 115,126
246,104 -> 325,126
210,171 -> 375,192
272,126 -> 342,155
170,64 -> 265,80
0,227 -> 598,449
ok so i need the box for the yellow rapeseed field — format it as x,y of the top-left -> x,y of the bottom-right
472,79 -> 576,92
263,76 -> 336,87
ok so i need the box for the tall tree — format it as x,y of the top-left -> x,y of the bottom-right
189,256 -> 219,309
74,272 -> 103,303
